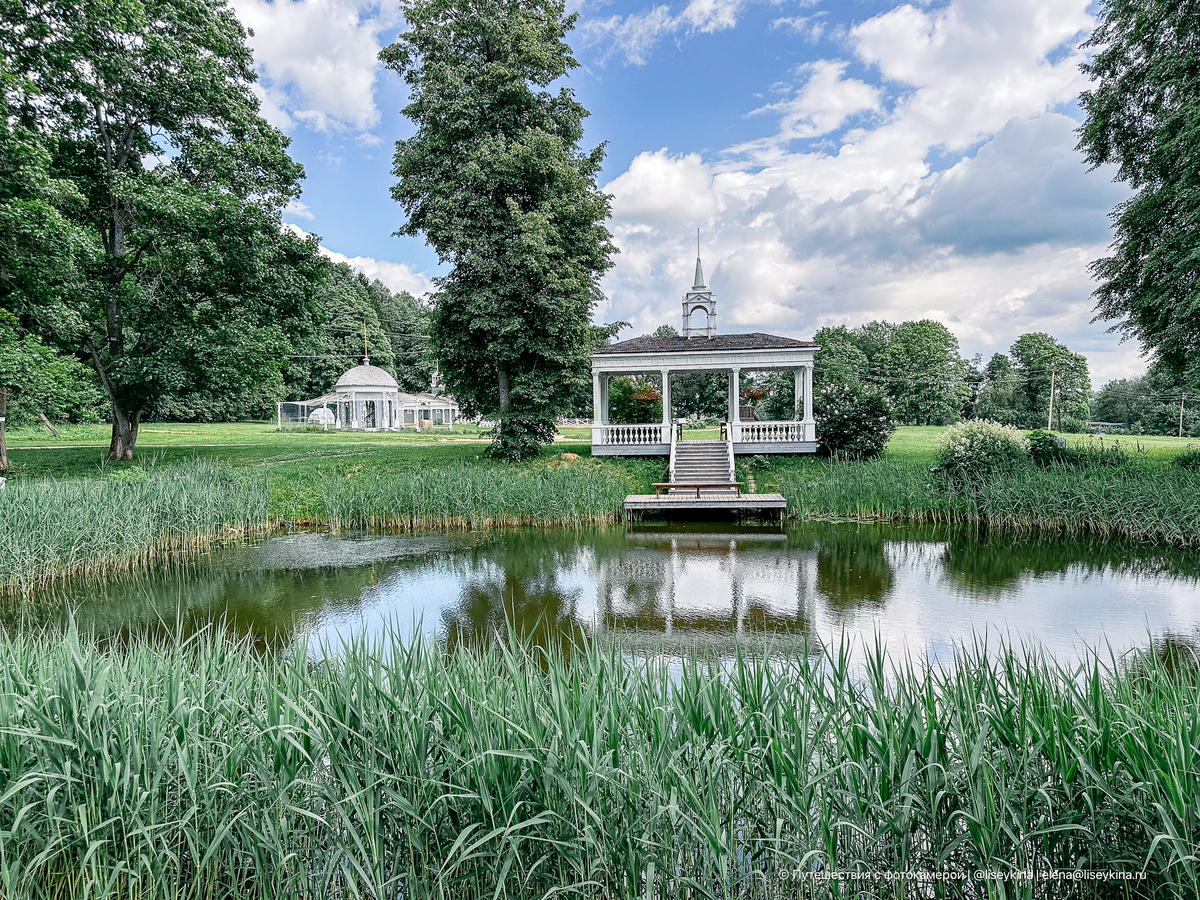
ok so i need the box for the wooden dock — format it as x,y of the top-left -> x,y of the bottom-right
625,438 -> 788,521
623,491 -> 787,520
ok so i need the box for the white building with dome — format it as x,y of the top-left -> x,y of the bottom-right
277,358 -> 459,431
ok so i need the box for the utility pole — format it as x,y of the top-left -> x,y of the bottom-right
1047,368 -> 1056,431
1180,392 -> 1186,438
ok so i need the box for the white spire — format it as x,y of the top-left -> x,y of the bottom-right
693,228 -> 706,289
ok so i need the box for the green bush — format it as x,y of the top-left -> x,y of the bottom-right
1029,429 -> 1130,469
1027,428 -> 1069,466
935,419 -> 1028,480
815,381 -> 896,460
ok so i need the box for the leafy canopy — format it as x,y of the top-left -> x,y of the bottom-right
382,0 -> 615,459
1079,0 -> 1200,371
1,0 -> 320,458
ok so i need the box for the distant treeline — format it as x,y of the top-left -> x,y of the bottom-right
1092,359 -> 1200,436
2,259 -> 432,427
157,265 -> 434,423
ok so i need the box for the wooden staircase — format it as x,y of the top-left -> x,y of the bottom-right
624,434 -> 785,520
669,439 -> 735,493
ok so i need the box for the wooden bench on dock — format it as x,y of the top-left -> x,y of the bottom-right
652,482 -> 744,498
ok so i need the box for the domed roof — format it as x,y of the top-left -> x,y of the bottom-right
335,361 -> 399,390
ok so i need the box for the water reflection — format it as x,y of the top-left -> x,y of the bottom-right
601,529 -> 813,649
442,530 -> 600,654
809,527 -> 895,611
11,523 -> 1200,664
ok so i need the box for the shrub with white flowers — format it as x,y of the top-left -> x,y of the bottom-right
935,419 -> 1028,479
816,382 -> 897,460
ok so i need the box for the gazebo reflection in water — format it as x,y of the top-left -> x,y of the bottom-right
441,529 -> 830,656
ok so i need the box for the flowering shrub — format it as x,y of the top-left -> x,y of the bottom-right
935,420 -> 1028,479
815,382 -> 896,460
608,376 -> 662,423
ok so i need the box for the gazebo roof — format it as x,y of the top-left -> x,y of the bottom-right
335,361 -> 399,390
595,332 -> 817,355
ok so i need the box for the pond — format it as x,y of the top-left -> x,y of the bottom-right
15,523 -> 1200,665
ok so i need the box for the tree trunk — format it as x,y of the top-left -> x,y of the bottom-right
497,363 -> 512,414
109,401 -> 140,461
0,386 -> 9,470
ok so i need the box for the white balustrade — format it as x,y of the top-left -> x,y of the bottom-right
592,424 -> 669,445
731,421 -> 815,443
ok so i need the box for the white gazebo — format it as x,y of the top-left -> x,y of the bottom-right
277,359 -> 460,431
590,257 -> 818,456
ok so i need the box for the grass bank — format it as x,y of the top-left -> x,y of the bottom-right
0,460 -> 269,595
752,455 -> 1200,547
0,450 -> 661,594
5,423 -> 1200,594
0,627 -> 1195,899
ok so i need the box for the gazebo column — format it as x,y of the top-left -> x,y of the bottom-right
659,368 -> 671,440
592,370 -> 602,427
729,367 -> 741,441
803,365 -> 814,440
794,368 -> 803,422
600,374 -> 611,425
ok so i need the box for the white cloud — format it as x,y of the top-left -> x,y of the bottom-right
583,6 -> 676,65
678,0 -> 744,33
582,0 -> 746,64
325,249 -> 435,298
231,0 -> 401,134
285,224 -> 434,298
743,61 -> 881,146
771,14 -> 826,42
607,149 -> 717,224
283,199 -> 316,220
597,0 -> 1143,378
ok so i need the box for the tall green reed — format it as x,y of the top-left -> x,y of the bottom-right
320,459 -> 647,530
0,460 -> 268,595
0,626 -> 1194,898
773,456 -> 1200,547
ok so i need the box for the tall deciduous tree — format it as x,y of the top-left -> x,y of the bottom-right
2,0 -> 315,459
1010,333 -> 1091,431
1078,0 -> 1200,371
876,320 -> 968,426
382,0 -> 615,459
973,353 -> 1021,424
811,326 -> 869,393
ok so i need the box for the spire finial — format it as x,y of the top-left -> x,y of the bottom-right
693,228 -> 706,290
363,320 -> 369,365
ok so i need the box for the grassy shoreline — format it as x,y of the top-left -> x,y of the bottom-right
4,424 -> 1200,593
0,627 -> 1195,898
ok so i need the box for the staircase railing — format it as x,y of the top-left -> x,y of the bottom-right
669,422 -> 678,483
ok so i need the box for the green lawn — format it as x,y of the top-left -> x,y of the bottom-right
7,421 -> 1196,477
885,423 -> 1196,465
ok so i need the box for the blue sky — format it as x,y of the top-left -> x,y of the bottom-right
232,0 -> 1139,379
